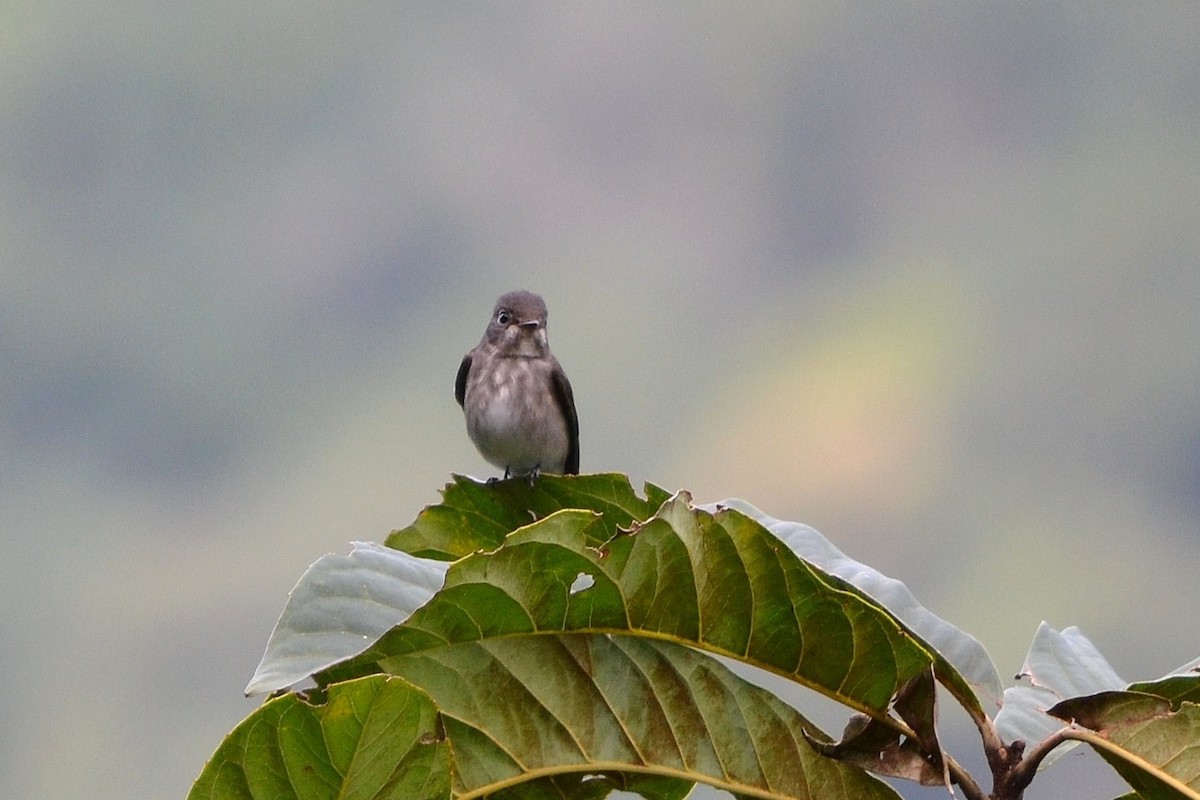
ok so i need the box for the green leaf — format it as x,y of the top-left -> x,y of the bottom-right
1129,658 -> 1200,709
487,773 -> 692,800
387,473 -> 670,560
391,633 -> 903,800
1047,693 -> 1200,799
189,675 -> 451,800
216,639 -> 902,799
341,497 -> 934,717
713,498 -> 1003,717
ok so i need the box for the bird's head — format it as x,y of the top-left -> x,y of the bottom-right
485,290 -> 550,357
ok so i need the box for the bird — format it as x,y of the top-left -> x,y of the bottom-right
455,290 -> 579,479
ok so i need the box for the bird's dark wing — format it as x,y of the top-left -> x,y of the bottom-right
454,354 -> 472,407
551,362 -> 580,474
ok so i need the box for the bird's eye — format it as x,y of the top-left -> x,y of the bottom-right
496,310 -> 512,325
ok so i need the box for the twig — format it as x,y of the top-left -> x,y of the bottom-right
1000,727 -> 1074,796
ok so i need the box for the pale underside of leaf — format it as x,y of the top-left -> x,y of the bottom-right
246,542 -> 449,695
994,622 -> 1127,765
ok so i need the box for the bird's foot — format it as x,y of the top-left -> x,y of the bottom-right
496,465 -> 540,486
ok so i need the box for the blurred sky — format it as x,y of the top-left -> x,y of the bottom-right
3,4 -> 1199,799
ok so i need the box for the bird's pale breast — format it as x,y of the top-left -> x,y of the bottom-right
465,356 -> 569,474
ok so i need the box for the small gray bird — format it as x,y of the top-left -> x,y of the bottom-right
455,290 -> 579,478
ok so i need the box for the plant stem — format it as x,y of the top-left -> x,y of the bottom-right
999,727 -> 1073,797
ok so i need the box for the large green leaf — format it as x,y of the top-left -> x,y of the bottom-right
383,475 -> 993,716
335,496 -> 934,717
199,640 -> 903,800
389,633 -> 903,799
189,675 -> 451,800
1046,692 -> 1200,800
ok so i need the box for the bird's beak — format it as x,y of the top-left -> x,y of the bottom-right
518,320 -> 541,331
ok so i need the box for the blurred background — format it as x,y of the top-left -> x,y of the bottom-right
3,4 -> 1198,798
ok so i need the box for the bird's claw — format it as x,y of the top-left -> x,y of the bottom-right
495,465 -> 540,486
